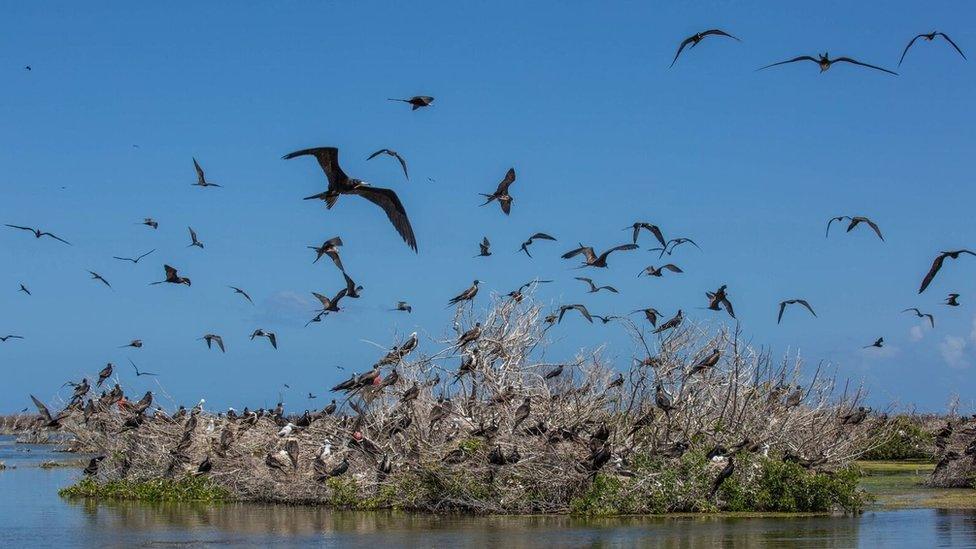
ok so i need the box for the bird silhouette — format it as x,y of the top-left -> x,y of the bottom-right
778,299 -> 816,324
0,335 -> 24,343
387,96 -> 434,110
228,286 -> 253,304
825,216 -> 883,240
18,284 -> 30,296
706,285 -> 735,318
200,334 -> 226,352
366,149 -> 409,180
88,271 -> 112,288
945,293 -> 961,307
250,329 -> 278,349
480,168 -> 516,215
119,339 -> 143,349
562,243 -> 638,268
653,310 -> 683,334
863,337 -> 884,349
5,224 -> 71,245
449,280 -> 480,306
392,301 -> 412,313
518,232 -> 556,257
476,237 -> 492,257
632,307 -> 662,327
192,158 -> 222,187
638,264 -> 683,278
140,218 -> 159,229
759,52 -> 897,75
557,304 -> 593,324
187,227 -> 204,249
902,308 -> 935,328
918,250 -> 975,293
113,249 -> 155,264
649,238 -> 700,258
128,358 -> 157,377
575,277 -> 618,294
899,31 -> 966,66
150,265 -> 190,286
671,29 -> 740,67
308,237 -> 345,271
625,222 -> 667,247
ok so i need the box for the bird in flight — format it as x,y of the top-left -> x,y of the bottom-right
387,95 -> 434,110
308,237 -> 345,272
366,149 -> 409,180
778,299 -> 816,324
128,358 -> 158,377
519,233 -> 556,257
449,280 -> 481,306
24,65 -> 31,71
624,222 -> 667,248
706,285 -> 735,318
5,224 -> 71,245
562,243 -> 638,268
902,308 -> 935,328
507,279 -> 551,303
113,249 -> 155,264
758,52 -> 897,75
343,272 -> 363,299
653,310 -> 683,334
284,147 -> 417,252
476,237 -> 492,257
88,271 -> 112,288
863,337 -> 884,349
120,339 -> 143,349
632,307 -> 662,327
638,264 -> 683,278
192,157 -> 221,187
480,168 -> 516,215
0,335 -> 24,343
392,301 -> 412,313
250,329 -> 278,349
918,250 -> 976,293
650,238 -> 700,258
200,334 -> 226,353
312,288 -> 348,315
825,216 -> 883,241
150,265 -> 191,286
557,304 -> 593,324
899,31 -> 966,66
18,284 -> 30,296
945,293 -> 961,307
228,286 -> 253,304
140,218 -> 159,229
574,277 -> 618,294
670,29 -> 740,67
187,227 -> 204,249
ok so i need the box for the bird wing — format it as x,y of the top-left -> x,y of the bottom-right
643,224 -> 667,248
350,186 -> 418,252
215,336 -> 225,352
393,151 -> 409,179
531,232 -> 556,241
5,224 -> 34,232
861,218 -> 884,241
599,244 -> 639,261
193,157 -> 205,184
899,34 -> 926,65
825,216 -> 848,238
919,253 -> 947,293
366,149 -> 388,161
268,333 -> 277,349
40,232 -> 71,245
312,292 -> 332,309
670,35 -> 697,67
188,226 -> 198,243
30,395 -> 53,422
662,264 -> 683,273
561,246 -> 590,260
327,250 -> 344,272
282,147 -> 347,189
494,168 -> 516,195
936,33 -> 967,60
777,302 -> 787,324
796,299 -> 816,317
343,272 -> 359,295
574,304 -> 593,322
500,200 -> 512,215
757,55 -> 818,71
721,297 -> 736,318
701,29 -> 740,41
137,249 -> 156,261
832,57 -> 898,75
164,265 -> 178,279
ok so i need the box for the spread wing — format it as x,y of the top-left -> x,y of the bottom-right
832,57 -> 898,76
561,246 -> 590,260
351,186 -> 418,252
393,151 -> 409,180
30,395 -> 53,422
777,302 -> 787,324
215,336 -> 225,352
795,299 -> 816,317
494,168 -> 516,195
825,216 -> 848,238
899,34 -> 926,66
5,224 -> 34,233
599,244 -> 639,261
670,35 -> 697,67
860,218 -> 884,241
530,232 -> 556,242
701,29 -> 740,41
662,264 -> 682,273
188,226 -> 198,243
757,55 -> 818,71
643,224 -> 667,248
367,149 -> 389,161
40,232 -> 71,245
193,157 -> 206,184
918,253 -> 946,293
283,147 -> 347,189
164,265 -> 178,279
936,33 -> 967,60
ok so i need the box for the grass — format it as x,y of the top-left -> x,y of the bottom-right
857,460 -> 976,510
59,476 -> 230,503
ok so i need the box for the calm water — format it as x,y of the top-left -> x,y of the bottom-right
2,436 -> 975,548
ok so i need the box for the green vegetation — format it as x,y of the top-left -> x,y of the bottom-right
720,459 -> 866,513
59,476 -> 230,502
860,417 -> 934,461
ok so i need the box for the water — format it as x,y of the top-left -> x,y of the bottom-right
2,436 -> 975,548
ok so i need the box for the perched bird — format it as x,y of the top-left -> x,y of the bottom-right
945,293 -> 961,307
187,227 -> 204,249
512,397 -> 531,430
150,265 -> 191,286
250,329 -> 277,349
192,158 -> 221,187
543,365 -> 564,380
88,271 -> 112,288
653,310 -> 683,334
902,308 -> 935,328
655,384 -> 675,414
687,349 -> 721,376
638,264 -> 682,278
366,149 -> 409,180
671,29 -> 740,67
113,249 -> 155,264
128,358 -> 157,377
284,147 -> 417,251
918,250 -> 975,293
480,168 -> 516,215
476,237 -> 492,257
456,323 -> 482,348
562,243 -> 638,268
706,285 -> 735,318
448,280 -> 480,306
575,277 -> 618,294
18,284 -> 30,295
557,304 -> 593,324
96,363 -> 113,387
228,286 -> 254,304
759,52 -> 897,75
119,339 -> 143,349
392,301 -> 412,313
140,218 -> 159,229
899,31 -> 966,66
201,334 -> 226,352
841,406 -> 870,426
825,216 -> 883,241
709,456 -> 735,498
625,222 -> 667,247
5,224 -> 71,245
632,307 -> 662,327
195,455 -> 213,475
308,237 -> 344,271
387,95 -> 434,110
778,299 -> 817,324
519,232 -> 556,257
863,337 -> 884,349
506,279 -> 551,303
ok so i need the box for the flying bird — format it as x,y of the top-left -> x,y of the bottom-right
638,264 -> 683,278
312,288 -> 348,314
283,147 -> 417,251
250,329 -> 278,349
308,237 -> 344,271
5,224 -> 71,245
387,95 -> 434,110
343,272 -> 363,299
706,285 -> 735,318
192,158 -> 221,187
476,237 -> 492,257
30,395 -> 65,427
825,216 -> 883,241
650,238 -> 700,258
653,310 -> 683,334
140,218 -> 159,229
778,299 -> 817,324
945,293 -> 960,307
201,334 -> 226,353
670,29 -> 740,67
562,243 -> 638,268
448,280 -> 480,306
902,308 -> 935,328
632,307 -> 662,327
88,271 -> 111,288
187,227 -> 204,249
758,52 -> 897,75
0,335 -> 24,343
128,358 -> 157,377
366,149 -> 409,180
228,286 -> 253,304
506,279 -> 551,303
864,337 -> 884,349
119,339 -> 143,349
480,168 -> 516,215
150,265 -> 191,286
557,304 -> 593,324
113,249 -> 155,264
392,301 -> 412,313
519,232 -> 556,257
18,284 -> 30,296
574,277 -> 618,294
918,250 -> 976,294
899,31 -> 966,66
625,222 -> 667,247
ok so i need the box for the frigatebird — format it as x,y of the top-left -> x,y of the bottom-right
759,52 -> 897,75
150,265 -> 190,286
562,243 -> 638,268
519,233 -> 556,257
902,308 -> 935,328
826,216 -> 883,240
575,277 -> 618,294
5,224 -> 71,245
308,237 -> 344,271
671,29 -> 740,67
778,299 -> 816,324
387,96 -> 434,110
250,329 -> 278,349
899,31 -> 966,66
192,158 -> 222,187
918,250 -> 975,293
480,168 -> 516,215
366,149 -> 409,180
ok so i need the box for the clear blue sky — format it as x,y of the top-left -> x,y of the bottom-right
2,2 -> 974,413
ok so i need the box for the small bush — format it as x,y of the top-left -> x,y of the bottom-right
59,476 -> 230,502
720,457 -> 867,513
860,416 -> 933,461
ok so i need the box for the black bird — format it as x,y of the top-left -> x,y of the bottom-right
709,456 -> 735,498
284,147 -> 417,251
759,52 -> 897,75
543,365 -> 564,380
312,288 -> 348,315
113,249 -> 155,264
562,243 -> 638,268
899,31 -> 966,66
342,272 -> 363,299
319,458 -> 350,480
18,284 -> 30,295
918,250 -> 976,293
587,444 -> 612,472
192,158 -> 222,187
366,149 -> 409,180
308,237 -> 345,271
902,308 -> 935,328
392,301 -> 412,313
638,264 -> 682,278
128,358 -> 157,377
0,335 -> 24,342
30,395 -> 65,427
228,286 -> 253,304
196,455 -> 213,475
150,265 -> 191,286
519,232 -> 556,257
655,384 -> 675,414
625,222 -> 667,247
388,95 -> 434,110
706,285 -> 735,318
864,337 -> 884,349
653,310 -> 683,334
593,315 -> 620,324
778,299 -> 817,324
841,406 -> 870,425
83,456 -> 106,476
945,293 -> 961,307
687,349 -> 721,377
323,400 -> 337,415
201,334 -> 226,352
456,323 -> 482,348
5,224 -> 71,245
250,329 -> 278,349
825,216 -> 884,241
88,271 -> 111,288
671,29 -> 740,67
557,304 -> 593,324
476,237 -> 492,257
575,277 -> 618,294
506,279 -> 551,303
96,363 -> 113,387
650,237 -> 701,259
512,397 -> 531,430
187,227 -> 204,249
448,280 -> 480,306
24,65 -> 31,71
140,218 -> 159,229
120,339 -> 143,349
480,168 -> 516,215
632,307 -> 662,327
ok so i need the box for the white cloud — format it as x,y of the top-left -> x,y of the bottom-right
939,335 -> 970,369
909,325 -> 925,342
969,315 -> 976,343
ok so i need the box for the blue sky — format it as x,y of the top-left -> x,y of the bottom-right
2,2 -> 974,413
